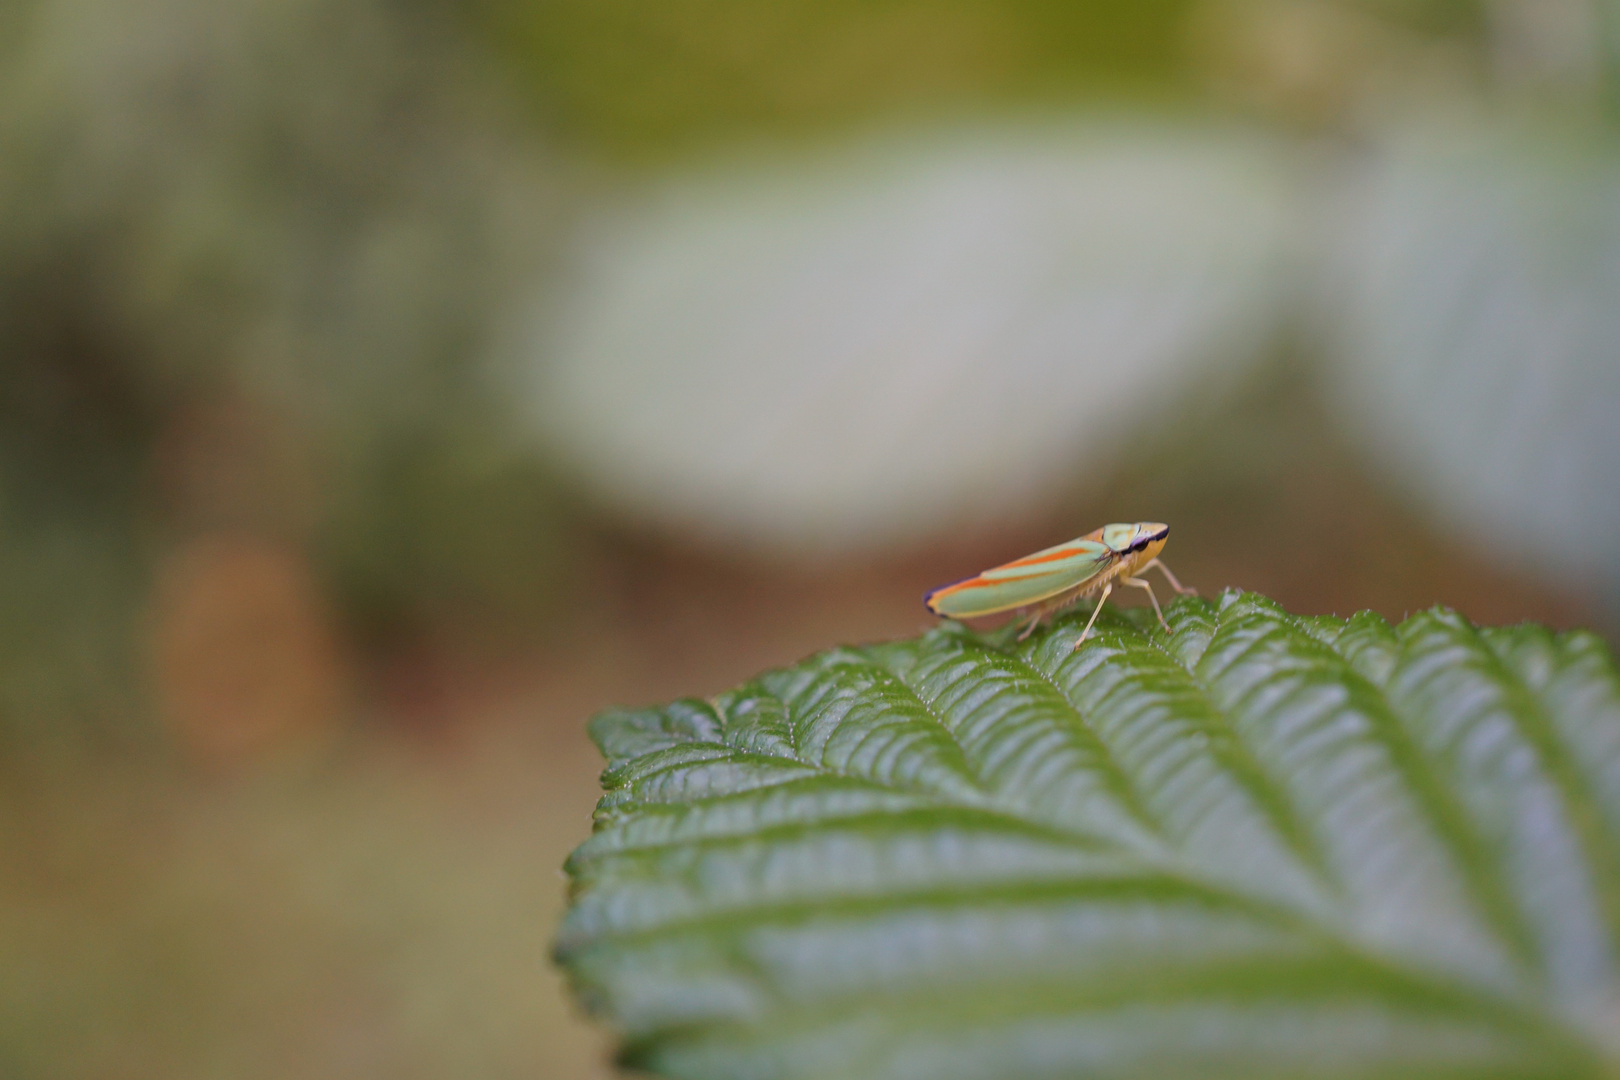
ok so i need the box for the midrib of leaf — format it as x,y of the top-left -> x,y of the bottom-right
627,951 -> 1568,1046
628,992 -> 1581,1080
566,872 -> 1299,949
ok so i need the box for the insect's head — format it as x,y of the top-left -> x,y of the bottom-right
1121,521 -> 1169,560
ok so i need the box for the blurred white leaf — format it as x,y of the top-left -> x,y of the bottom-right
1320,119 -> 1620,598
530,123 -> 1300,553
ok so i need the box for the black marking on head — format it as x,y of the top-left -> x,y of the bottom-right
1128,525 -> 1168,554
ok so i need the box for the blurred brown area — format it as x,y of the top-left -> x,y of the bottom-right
0,707 -> 614,1080
1,0 -> 1616,1077
148,535 -> 345,769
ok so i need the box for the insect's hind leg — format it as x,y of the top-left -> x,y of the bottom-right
1014,591 -> 1076,641
1145,558 -> 1196,596
1014,608 -> 1044,641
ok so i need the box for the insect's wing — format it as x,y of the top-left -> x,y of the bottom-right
925,538 -> 1112,618
978,537 -> 1112,581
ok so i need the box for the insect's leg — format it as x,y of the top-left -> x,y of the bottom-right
1014,608 -> 1044,641
1145,558 -> 1197,596
1122,576 -> 1169,632
1071,583 -> 1112,651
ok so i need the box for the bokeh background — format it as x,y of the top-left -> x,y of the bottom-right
3,0 -> 1618,1076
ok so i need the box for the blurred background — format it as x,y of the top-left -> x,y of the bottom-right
1,0 -> 1618,1076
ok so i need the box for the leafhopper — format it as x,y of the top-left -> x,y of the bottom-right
924,522 -> 1195,649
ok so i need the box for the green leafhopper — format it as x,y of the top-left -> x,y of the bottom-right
925,522 -> 1195,649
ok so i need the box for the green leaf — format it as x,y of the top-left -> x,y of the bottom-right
556,591 -> 1620,1080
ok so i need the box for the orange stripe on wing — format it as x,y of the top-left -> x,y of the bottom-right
925,575 -> 986,602
1000,546 -> 1107,569
925,571 -> 1052,611
946,571 -> 1050,590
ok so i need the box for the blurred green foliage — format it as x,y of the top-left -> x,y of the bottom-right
319,427 -> 577,647
0,0 -> 567,748
472,0 -> 1528,162
476,0 -> 1203,161
0,214 -> 165,740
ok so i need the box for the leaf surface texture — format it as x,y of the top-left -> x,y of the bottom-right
559,593 -> 1620,1080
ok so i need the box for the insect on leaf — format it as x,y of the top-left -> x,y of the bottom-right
556,591 -> 1620,1080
